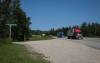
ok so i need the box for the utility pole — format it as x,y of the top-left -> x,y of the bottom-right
6,24 -> 16,39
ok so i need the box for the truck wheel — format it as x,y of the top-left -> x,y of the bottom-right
72,36 -> 75,39
68,36 -> 70,39
79,36 -> 83,39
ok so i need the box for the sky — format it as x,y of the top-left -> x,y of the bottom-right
21,0 -> 100,31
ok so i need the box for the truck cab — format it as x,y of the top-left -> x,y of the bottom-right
67,28 -> 83,39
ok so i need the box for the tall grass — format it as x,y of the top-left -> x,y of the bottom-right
0,44 -> 49,63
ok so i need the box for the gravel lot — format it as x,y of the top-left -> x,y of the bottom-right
14,38 -> 100,63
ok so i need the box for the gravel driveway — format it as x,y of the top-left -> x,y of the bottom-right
14,38 -> 100,63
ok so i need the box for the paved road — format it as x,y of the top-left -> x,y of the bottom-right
14,38 -> 100,63
66,38 -> 100,49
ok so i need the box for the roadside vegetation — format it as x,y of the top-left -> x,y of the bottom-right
46,22 -> 100,37
0,1 -> 50,63
0,0 -> 31,41
29,35 -> 53,41
0,43 -> 49,63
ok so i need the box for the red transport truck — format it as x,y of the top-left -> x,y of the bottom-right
67,28 -> 83,39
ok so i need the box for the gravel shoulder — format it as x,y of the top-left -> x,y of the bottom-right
14,38 -> 100,63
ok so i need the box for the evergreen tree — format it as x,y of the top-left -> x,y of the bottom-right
0,0 -> 12,39
12,0 -> 31,41
81,22 -> 88,36
0,0 -> 31,41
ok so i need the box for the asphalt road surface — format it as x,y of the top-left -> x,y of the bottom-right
14,38 -> 100,63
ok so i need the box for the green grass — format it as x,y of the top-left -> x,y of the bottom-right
29,35 -> 53,41
0,44 -> 49,63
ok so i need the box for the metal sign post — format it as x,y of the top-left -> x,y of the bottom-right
6,24 -> 16,39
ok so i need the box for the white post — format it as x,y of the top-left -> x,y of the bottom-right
9,24 -> 12,39
6,24 -> 16,39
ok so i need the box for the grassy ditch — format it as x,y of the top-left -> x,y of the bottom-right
0,44 -> 49,63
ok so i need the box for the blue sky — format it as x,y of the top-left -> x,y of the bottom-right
21,0 -> 100,30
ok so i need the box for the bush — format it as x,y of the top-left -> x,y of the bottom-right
0,38 -> 12,45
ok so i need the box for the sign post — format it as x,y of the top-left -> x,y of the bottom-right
6,24 -> 16,39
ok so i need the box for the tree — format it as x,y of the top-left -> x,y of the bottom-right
81,22 -> 100,37
80,22 -> 88,36
12,0 -> 31,41
0,0 -> 12,39
0,0 -> 31,41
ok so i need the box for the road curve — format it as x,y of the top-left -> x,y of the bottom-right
14,38 -> 100,63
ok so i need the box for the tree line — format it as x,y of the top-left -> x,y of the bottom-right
46,22 -> 100,37
0,0 -> 31,41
